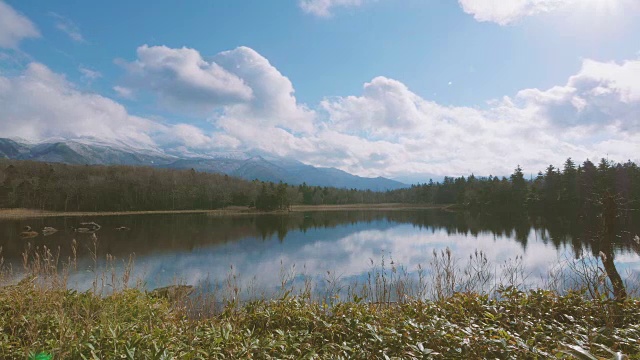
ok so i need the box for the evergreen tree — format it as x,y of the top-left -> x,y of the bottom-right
510,165 -> 526,207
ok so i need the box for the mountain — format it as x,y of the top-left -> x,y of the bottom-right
4,138 -> 176,166
0,138 -> 30,159
0,138 -> 408,191
166,156 -> 407,190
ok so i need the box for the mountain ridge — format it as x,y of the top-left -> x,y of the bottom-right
0,138 -> 408,191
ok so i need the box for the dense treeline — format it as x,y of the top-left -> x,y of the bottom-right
0,160 -> 386,212
0,158 -> 638,217
0,161 -> 254,211
395,158 -> 639,219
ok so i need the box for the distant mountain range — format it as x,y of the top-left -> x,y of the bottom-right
0,138 -> 408,191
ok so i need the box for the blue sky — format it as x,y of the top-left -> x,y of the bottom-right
0,0 -> 639,182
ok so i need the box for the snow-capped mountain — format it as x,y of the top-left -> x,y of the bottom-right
0,138 -> 408,191
2,137 -> 176,166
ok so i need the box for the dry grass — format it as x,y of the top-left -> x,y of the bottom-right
0,203 -> 448,219
0,207 -> 258,219
2,242 -> 640,359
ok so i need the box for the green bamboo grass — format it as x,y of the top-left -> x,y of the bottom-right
1,243 -> 639,359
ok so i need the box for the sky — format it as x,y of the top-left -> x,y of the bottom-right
0,0 -> 639,182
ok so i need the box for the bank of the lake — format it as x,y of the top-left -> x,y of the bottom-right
0,203 -> 450,219
1,207 -> 638,358
1,280 -> 639,359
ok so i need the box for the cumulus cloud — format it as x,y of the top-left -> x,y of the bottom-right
0,62 -> 250,155
0,1 -> 40,48
0,62 -> 231,155
515,59 -> 640,131
120,45 -> 315,134
0,63 -> 159,147
315,58 -> 640,177
299,0 -> 367,17
213,46 -> 315,133
111,47 -> 640,178
322,77 -> 430,138
2,44 -> 638,181
118,45 -> 253,110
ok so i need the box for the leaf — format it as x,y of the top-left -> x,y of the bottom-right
126,346 -> 136,360
558,344 -> 599,360
593,343 -> 624,358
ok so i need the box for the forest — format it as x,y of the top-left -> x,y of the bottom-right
397,158 -> 640,218
0,158 -> 638,219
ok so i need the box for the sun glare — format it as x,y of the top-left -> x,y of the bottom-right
575,0 -> 628,13
554,0 -> 637,36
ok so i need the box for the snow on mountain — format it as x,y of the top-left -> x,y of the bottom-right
0,137 -> 409,191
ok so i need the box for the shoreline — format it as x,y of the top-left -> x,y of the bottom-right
291,203 -> 453,212
0,203 -> 452,219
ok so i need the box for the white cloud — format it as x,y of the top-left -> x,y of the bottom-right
213,46 -> 315,134
2,45 -> 638,181
315,58 -> 640,177
0,62 -> 251,155
49,12 -> 85,43
299,0 -> 367,17
321,76 -> 428,138
515,59 -> 640,131
458,0 -> 567,25
0,63 -> 159,147
0,1 -> 40,48
458,0 -> 640,25
154,123 -> 242,154
120,45 -> 315,134
154,123 -> 216,152
119,45 -> 253,111
113,48 -> 640,178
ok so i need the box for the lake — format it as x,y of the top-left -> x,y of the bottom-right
1,210 -> 639,299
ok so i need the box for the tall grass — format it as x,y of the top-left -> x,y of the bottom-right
1,238 -> 640,359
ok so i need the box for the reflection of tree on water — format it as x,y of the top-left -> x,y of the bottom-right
595,192 -> 627,301
600,233 -> 627,301
0,207 -> 638,266
254,215 -> 289,242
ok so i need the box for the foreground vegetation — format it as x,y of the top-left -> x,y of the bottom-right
2,280 -> 640,359
1,239 -> 640,359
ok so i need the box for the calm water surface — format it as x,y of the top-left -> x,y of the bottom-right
1,210 -> 638,297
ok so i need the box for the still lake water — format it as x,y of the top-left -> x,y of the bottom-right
1,210 -> 639,297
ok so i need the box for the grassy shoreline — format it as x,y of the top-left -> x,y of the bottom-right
0,203 -> 450,219
2,203 -> 636,358
2,282 -> 639,359
2,241 -> 639,358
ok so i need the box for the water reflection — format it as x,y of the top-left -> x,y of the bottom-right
0,210 -> 638,296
